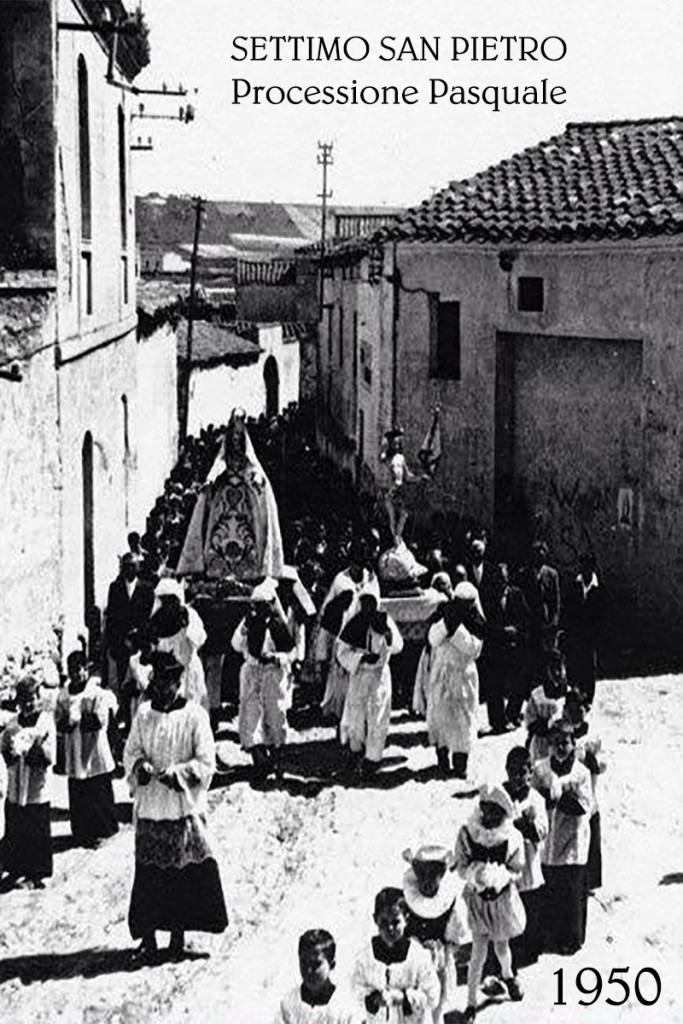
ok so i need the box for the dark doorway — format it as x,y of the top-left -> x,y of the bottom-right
494,331 -> 643,616
264,356 -> 279,419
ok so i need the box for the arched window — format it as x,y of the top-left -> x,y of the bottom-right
118,104 -> 127,249
77,56 -> 91,242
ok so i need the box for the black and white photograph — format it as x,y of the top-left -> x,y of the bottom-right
0,1 -> 682,1021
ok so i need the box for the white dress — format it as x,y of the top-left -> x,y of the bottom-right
352,938 -> 440,1024
454,817 -> 526,941
426,622 -> 482,755
275,985 -> 357,1024
337,617 -> 403,763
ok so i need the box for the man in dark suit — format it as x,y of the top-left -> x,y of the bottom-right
103,553 -> 155,693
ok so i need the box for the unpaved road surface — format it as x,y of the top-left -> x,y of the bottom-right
1,676 -> 682,1024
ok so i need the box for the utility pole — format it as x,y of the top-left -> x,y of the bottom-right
317,141 -> 333,318
180,195 -> 204,444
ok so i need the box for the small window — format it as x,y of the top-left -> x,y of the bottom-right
77,56 -> 92,242
121,254 -> 129,305
517,276 -> 544,312
338,305 -> 344,366
81,251 -> 93,315
429,296 -> 460,380
360,341 -> 373,388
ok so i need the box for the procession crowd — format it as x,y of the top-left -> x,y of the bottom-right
0,405 -> 607,1022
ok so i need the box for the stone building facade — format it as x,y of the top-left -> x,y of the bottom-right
0,1 -> 177,660
318,118 -> 683,649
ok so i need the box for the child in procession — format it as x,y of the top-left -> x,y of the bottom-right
352,887 -> 440,1024
503,746 -> 548,967
532,719 -> 592,955
525,646 -> 567,763
562,688 -> 607,893
56,651 -> 119,847
402,845 -> 469,1023
275,929 -> 357,1024
0,676 -> 56,889
454,784 -> 526,1021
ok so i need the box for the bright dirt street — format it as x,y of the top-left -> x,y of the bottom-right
0,675 -> 681,1024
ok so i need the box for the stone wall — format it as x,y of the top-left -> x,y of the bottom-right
0,303 -> 61,656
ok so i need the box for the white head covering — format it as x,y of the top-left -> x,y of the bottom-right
453,580 -> 484,618
251,577 -> 279,603
478,782 -> 515,818
206,408 -> 266,486
154,578 -> 185,602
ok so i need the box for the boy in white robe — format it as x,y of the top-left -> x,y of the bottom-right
275,929 -> 356,1024
352,887 -> 440,1024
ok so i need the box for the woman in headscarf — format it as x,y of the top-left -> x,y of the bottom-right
426,582 -> 485,780
124,651 -> 228,962
231,579 -> 296,780
177,408 -> 284,581
148,579 -> 208,711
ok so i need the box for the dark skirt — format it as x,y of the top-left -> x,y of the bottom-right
68,774 -> 119,843
3,802 -> 53,879
129,858 -> 228,939
542,864 -> 587,954
511,886 -> 544,969
587,811 -> 602,891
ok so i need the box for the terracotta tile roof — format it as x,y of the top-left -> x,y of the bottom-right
383,118 -> 683,245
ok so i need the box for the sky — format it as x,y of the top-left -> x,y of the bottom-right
131,0 -> 683,209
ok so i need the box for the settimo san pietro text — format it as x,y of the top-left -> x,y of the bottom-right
229,34 -> 569,110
